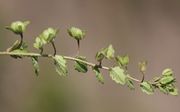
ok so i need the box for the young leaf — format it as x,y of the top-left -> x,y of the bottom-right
92,66 -> 104,84
104,44 -> 115,59
95,44 -> 115,61
140,81 -> 154,95
159,76 -> 174,85
6,40 -> 21,52
74,56 -> 88,73
169,88 -> 178,96
109,66 -> 126,85
162,68 -> 173,76
68,27 -> 85,40
53,55 -> 68,76
31,56 -> 40,76
95,51 -> 105,62
6,21 -> 30,34
158,86 -> 169,94
115,55 -> 129,67
8,41 -> 28,59
126,77 -> 135,90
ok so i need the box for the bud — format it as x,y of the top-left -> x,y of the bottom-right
68,27 -> 85,40
138,61 -> 147,73
41,28 -> 58,44
6,21 -> 30,34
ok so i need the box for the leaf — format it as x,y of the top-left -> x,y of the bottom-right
162,68 -> 173,76
7,41 -> 28,59
104,44 -> 115,59
74,56 -> 88,73
138,61 -> 147,73
126,77 -> 135,90
95,44 -> 115,61
159,76 -> 174,85
31,56 -> 40,76
109,66 -> 126,85
92,66 -> 104,84
169,88 -> 178,96
68,27 -> 85,40
115,55 -> 129,67
53,55 -> 68,76
140,81 -> 154,95
95,51 -> 105,62
6,40 -> 20,52
158,86 -> 169,94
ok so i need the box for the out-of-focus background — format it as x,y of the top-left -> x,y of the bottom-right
0,0 -> 180,112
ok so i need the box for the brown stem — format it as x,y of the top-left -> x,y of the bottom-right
51,41 -> 56,56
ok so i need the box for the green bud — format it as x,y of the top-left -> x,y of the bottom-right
6,21 -> 30,34
41,28 -> 58,44
68,27 -> 85,40
138,61 -> 147,73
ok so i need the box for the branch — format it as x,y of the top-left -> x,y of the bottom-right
0,51 -> 141,83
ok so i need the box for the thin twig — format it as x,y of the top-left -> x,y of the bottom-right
0,51 -> 141,83
51,41 -> 56,56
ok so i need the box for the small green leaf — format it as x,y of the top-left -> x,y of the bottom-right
138,61 -> 147,73
95,51 -> 105,62
74,56 -> 88,73
162,68 -> 173,76
95,44 -> 115,61
8,41 -> 28,59
68,27 -> 85,40
169,88 -> 178,96
31,57 -> 40,76
158,86 -> 169,94
109,66 -> 126,85
6,21 -> 30,34
159,76 -> 174,85
140,81 -> 154,95
104,44 -> 115,59
115,55 -> 129,67
92,66 -> 104,84
6,40 -> 21,52
53,55 -> 68,76
126,77 -> 135,90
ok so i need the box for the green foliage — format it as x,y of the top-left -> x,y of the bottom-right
115,55 -> 129,67
95,44 -> 115,62
74,56 -> 88,73
68,27 -> 85,40
53,55 -> 68,76
140,81 -> 154,95
162,68 -> 173,76
6,21 -> 30,34
126,77 -> 135,90
109,66 -> 126,85
31,56 -> 40,76
92,66 -> 104,84
1,20 -> 178,96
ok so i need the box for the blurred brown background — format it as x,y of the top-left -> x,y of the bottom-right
0,0 -> 180,112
